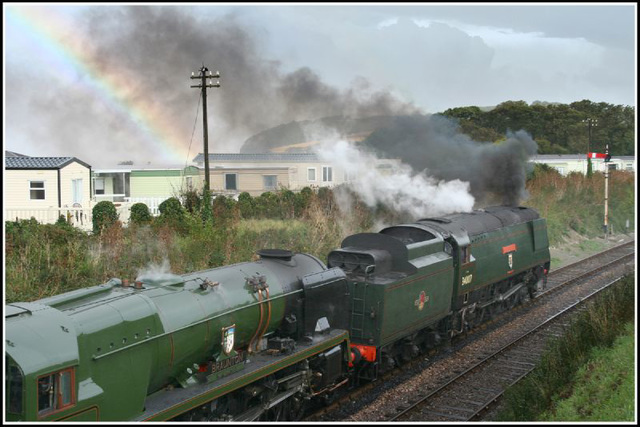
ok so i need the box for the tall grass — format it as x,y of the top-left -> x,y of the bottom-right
525,168 -> 635,246
4,190 -> 373,303
4,170 -> 635,303
539,323 -> 635,421
496,276 -> 635,421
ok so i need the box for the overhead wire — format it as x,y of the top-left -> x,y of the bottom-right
182,91 -> 202,188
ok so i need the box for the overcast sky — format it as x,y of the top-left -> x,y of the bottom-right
4,3 -> 637,168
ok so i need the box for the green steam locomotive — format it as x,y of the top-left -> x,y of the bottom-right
5,206 -> 550,421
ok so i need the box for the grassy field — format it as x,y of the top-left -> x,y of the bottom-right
540,322 -> 635,422
496,276 -> 635,421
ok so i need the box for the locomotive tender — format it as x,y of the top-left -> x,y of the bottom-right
5,206 -> 550,421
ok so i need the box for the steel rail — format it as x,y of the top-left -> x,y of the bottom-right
390,252 -> 633,422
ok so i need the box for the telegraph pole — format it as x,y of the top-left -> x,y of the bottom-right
190,65 -> 220,191
582,118 -> 597,176
582,118 -> 597,153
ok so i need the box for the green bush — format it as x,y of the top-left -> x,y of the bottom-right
278,189 -> 296,219
156,197 -> 187,234
130,203 -> 152,224
212,195 -> 237,227
237,192 -> 255,219
92,201 -> 118,234
158,197 -> 184,220
182,189 -> 202,214
294,187 -> 313,217
56,214 -> 68,226
255,192 -> 280,218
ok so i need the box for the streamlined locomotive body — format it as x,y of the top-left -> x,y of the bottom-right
6,206 -> 550,421
6,251 -> 351,421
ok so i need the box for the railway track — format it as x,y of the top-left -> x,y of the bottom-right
308,240 -> 635,422
389,276 -> 626,422
545,240 -> 635,289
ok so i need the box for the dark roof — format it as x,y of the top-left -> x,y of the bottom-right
5,151 -> 30,157
5,157 -> 91,170
193,153 -> 320,163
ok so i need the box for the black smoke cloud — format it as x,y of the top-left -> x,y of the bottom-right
363,115 -> 538,206
9,6 -> 418,166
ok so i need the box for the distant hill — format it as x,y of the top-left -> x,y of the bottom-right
239,100 -> 635,156
240,115 -> 399,153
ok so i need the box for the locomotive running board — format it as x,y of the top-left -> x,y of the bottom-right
134,329 -> 349,421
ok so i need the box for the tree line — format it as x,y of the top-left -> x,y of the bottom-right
440,100 -> 635,156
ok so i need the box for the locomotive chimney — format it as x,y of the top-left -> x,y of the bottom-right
135,280 -> 143,289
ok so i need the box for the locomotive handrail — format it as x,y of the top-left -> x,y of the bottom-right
92,288 -> 305,361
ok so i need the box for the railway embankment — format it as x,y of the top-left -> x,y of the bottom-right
539,323 -> 634,421
549,230 -> 635,269
494,275 -> 635,421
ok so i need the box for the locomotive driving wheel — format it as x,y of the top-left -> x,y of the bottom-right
260,392 -> 306,421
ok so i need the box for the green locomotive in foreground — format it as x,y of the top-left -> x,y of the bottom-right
5,206 -> 550,421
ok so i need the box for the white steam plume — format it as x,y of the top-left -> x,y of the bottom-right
315,140 -> 475,218
135,258 -> 180,283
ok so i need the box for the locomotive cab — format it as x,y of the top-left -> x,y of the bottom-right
6,356 -> 24,420
5,302 -> 83,421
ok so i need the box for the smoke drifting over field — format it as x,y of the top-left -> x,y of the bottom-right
8,7 -> 418,166
312,114 -> 537,218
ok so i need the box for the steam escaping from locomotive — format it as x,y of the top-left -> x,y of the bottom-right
315,139 -> 475,218
135,258 -> 179,283
362,115 -> 538,207
311,113 -> 537,218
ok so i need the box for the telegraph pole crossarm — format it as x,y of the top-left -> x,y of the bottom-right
190,65 -> 221,191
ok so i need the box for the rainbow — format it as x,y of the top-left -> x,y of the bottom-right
5,6 -> 194,164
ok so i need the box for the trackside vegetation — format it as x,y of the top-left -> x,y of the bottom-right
4,167 -> 634,303
496,276 -> 635,421
526,165 -> 635,246
540,323 -> 635,421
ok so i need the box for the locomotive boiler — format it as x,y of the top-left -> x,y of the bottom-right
6,251 -> 351,421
